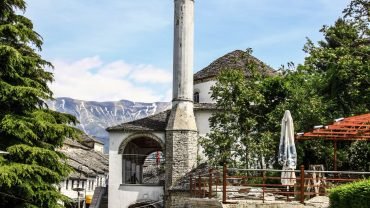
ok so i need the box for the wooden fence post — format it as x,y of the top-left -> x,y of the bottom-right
189,174 -> 193,197
300,165 -> 305,203
198,173 -> 201,198
222,163 -> 227,203
209,168 -> 213,199
262,171 -> 266,203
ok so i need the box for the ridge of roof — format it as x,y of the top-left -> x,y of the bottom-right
80,133 -> 104,145
106,110 -> 171,132
107,103 -> 218,132
63,138 -> 90,150
194,50 -> 275,83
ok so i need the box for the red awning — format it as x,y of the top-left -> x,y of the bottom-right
296,113 -> 370,141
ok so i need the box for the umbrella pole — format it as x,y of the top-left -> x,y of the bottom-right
333,141 -> 337,171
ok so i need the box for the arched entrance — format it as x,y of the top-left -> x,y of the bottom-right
119,134 -> 164,184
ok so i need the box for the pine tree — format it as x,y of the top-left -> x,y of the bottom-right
0,1 -> 79,207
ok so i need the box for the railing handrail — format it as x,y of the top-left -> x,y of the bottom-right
305,170 -> 370,174
189,165 -> 370,205
213,167 -> 370,175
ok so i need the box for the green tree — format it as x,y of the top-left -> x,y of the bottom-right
0,1 -> 79,207
300,0 -> 369,116
200,69 -> 249,166
200,50 -> 275,168
295,0 -> 370,170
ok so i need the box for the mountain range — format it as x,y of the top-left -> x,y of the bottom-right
47,97 -> 170,149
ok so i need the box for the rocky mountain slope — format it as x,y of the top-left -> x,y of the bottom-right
47,97 -> 170,148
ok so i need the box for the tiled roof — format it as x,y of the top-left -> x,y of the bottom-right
106,110 -> 171,132
194,50 -> 275,83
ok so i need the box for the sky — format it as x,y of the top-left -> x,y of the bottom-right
25,0 -> 351,102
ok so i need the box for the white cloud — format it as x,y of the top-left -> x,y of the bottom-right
129,65 -> 172,84
49,57 -> 172,102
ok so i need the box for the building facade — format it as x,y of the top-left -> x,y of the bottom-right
59,136 -> 108,207
107,49 -> 273,208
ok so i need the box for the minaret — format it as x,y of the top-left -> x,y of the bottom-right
165,0 -> 197,190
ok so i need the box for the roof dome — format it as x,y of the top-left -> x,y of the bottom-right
193,50 -> 275,83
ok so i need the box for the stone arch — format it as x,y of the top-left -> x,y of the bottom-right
119,133 -> 165,184
118,133 -> 164,154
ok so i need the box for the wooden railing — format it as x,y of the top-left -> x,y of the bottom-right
189,165 -> 370,204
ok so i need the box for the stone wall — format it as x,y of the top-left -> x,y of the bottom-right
165,190 -> 222,208
165,190 -> 191,208
165,130 -> 198,190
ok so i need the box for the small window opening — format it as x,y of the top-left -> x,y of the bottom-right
194,92 -> 199,103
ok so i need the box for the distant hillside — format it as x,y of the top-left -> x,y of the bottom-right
46,97 -> 170,149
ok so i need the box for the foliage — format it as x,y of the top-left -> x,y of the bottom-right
0,1 -> 79,207
300,0 -> 370,116
295,0 -> 370,170
348,141 -> 370,171
202,0 -> 369,171
329,179 -> 370,208
200,68 -> 250,166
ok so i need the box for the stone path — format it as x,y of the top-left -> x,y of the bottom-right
221,196 -> 330,208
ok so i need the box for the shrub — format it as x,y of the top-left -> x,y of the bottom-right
329,179 -> 370,208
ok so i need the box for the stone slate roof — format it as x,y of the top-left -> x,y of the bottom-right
60,137 -> 108,178
193,50 -> 275,83
80,133 -> 104,146
107,103 -> 218,132
60,147 -> 108,177
64,138 -> 90,150
107,110 -> 171,132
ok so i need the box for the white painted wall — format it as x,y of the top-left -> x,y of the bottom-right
59,178 -> 97,200
194,110 -> 213,162
194,110 -> 212,137
194,80 -> 216,103
94,143 -> 104,153
108,131 -> 165,208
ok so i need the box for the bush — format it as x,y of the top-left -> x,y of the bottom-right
329,179 -> 370,208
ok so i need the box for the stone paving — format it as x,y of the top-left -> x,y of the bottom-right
221,196 -> 330,208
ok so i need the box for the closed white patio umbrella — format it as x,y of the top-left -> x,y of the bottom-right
278,110 -> 297,186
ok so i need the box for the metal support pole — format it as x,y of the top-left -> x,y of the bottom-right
300,165 -> 305,204
77,191 -> 80,208
209,169 -> 213,198
222,163 -> 227,203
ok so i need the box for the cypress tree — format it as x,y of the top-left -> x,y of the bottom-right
0,1 -> 79,207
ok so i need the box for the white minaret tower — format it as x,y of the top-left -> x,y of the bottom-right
165,0 -> 198,193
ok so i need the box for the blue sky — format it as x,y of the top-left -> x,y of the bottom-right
25,0 -> 351,102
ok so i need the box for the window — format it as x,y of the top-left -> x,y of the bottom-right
71,180 -> 75,188
66,180 -> 69,190
193,92 -> 199,103
82,181 -> 85,188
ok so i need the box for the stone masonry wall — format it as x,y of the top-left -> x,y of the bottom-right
165,130 -> 198,190
165,191 -> 191,208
